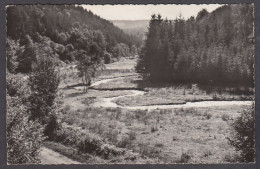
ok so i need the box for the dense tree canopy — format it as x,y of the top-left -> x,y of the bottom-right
136,4 -> 254,87
6,5 -> 141,59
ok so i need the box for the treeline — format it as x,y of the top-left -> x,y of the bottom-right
6,5 -> 140,74
136,4 -> 254,87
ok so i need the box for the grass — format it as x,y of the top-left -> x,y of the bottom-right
93,76 -> 140,89
56,103 -> 252,163
55,58 -> 254,163
114,85 -> 253,106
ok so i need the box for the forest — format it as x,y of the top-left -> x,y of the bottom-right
6,4 -> 255,164
136,4 -> 254,87
6,5 -> 140,164
6,5 -> 141,73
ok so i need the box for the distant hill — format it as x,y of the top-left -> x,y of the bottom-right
111,20 -> 150,40
6,5 -> 142,74
6,5 -> 142,49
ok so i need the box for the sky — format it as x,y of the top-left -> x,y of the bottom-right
81,4 -> 223,20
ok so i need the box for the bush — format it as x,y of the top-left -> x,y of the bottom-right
222,114 -> 230,121
179,151 -> 192,163
6,74 -> 44,164
6,38 -> 21,73
17,35 -> 37,73
28,55 -> 60,138
228,109 -> 255,162
44,114 -> 60,139
53,126 -> 124,159
151,126 -> 158,133
129,131 -> 136,140
7,99 -> 44,164
204,112 -> 212,119
104,53 -> 111,64
117,136 -> 132,148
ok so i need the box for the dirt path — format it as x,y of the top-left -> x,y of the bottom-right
40,147 -> 81,164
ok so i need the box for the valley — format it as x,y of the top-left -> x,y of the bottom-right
41,57 -> 253,164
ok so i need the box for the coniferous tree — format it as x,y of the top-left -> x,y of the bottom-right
136,4 -> 254,87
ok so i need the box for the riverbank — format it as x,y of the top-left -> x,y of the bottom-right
42,58 -> 254,164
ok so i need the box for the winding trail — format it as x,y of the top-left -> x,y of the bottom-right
40,147 -> 81,164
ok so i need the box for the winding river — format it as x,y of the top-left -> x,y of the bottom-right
76,77 -> 253,110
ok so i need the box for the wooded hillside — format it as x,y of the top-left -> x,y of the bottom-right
6,5 -> 141,73
136,4 -> 254,87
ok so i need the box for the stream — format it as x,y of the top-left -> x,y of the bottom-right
75,77 -> 253,110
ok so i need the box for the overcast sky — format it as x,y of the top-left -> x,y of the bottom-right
81,4 -> 223,20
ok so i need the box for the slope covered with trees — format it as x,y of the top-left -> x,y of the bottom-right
6,5 -> 141,164
136,4 -> 254,87
6,5 -> 141,74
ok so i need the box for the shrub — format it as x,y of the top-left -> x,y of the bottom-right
203,150 -> 212,157
7,98 -> 44,164
222,114 -> 230,121
78,135 -> 102,154
224,153 -> 239,163
28,55 -> 60,139
104,53 -> 111,64
117,136 -> 132,148
53,126 -> 125,159
228,109 -> 255,162
129,131 -> 136,140
17,35 -> 37,73
172,136 -> 178,141
106,129 -> 118,144
6,38 -> 20,73
155,143 -> 164,148
139,145 -> 160,158
204,112 -> 212,119
97,144 -> 125,159
6,74 -> 44,164
151,126 -> 158,133
43,114 -> 60,139
179,151 -> 192,163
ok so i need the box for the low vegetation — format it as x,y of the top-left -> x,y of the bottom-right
228,109 -> 255,162
114,84 -> 253,106
6,73 -> 45,164
55,103 -> 253,163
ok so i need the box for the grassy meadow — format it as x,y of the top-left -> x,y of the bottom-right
41,58 -> 254,164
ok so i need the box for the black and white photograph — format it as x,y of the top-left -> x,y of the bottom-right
5,3 -> 255,165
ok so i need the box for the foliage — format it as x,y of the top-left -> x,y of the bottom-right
137,4 -> 254,87
112,43 -> 131,58
17,35 -> 37,73
76,48 -> 103,92
104,52 -> 112,64
6,5 -> 141,58
6,38 -> 22,73
52,125 -> 124,159
6,73 -> 44,164
228,109 -> 255,162
28,50 -> 60,138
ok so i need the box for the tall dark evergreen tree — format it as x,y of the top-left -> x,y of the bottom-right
136,4 -> 254,87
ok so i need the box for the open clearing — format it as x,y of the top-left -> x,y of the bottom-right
42,58 -> 254,164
